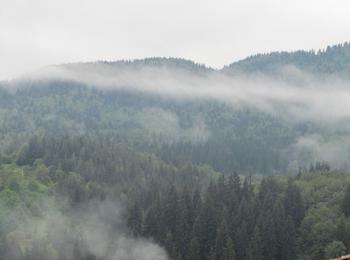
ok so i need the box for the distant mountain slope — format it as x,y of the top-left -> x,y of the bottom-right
21,43 -> 350,82
223,42 -> 350,75
2,42 -> 350,174
105,57 -> 211,72
59,57 -> 213,76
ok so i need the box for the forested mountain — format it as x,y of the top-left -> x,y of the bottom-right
0,81 -> 296,174
1,138 -> 350,259
1,43 -> 350,259
3,45 -> 350,174
224,42 -> 350,76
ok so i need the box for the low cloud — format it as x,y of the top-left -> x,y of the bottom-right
4,198 -> 168,260
20,61 -> 350,124
136,107 -> 210,144
291,134 -> 350,169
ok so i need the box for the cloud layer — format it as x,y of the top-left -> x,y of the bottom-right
24,62 -> 350,123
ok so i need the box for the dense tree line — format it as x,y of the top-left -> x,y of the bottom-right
128,172 -> 335,260
0,135 -> 218,259
127,167 -> 350,260
1,137 -> 350,259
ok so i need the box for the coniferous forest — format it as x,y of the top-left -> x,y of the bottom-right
1,44 -> 350,259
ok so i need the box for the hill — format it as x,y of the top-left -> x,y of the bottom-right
224,42 -> 350,76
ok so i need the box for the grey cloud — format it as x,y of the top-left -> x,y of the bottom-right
22,62 -> 350,123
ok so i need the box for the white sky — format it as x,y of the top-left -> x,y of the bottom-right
0,0 -> 350,80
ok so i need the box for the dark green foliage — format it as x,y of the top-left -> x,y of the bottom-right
224,42 -> 350,75
130,174 -> 304,260
1,135 -> 350,259
324,241 -> 346,259
127,170 -> 350,260
342,185 -> 350,217
0,77 -> 299,174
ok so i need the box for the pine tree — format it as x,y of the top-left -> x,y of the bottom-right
223,237 -> 235,260
188,234 -> 201,260
247,225 -> 263,260
284,179 -> 304,225
342,185 -> 350,217
235,220 -> 249,259
174,188 -> 192,259
214,218 -> 229,260
127,202 -> 143,236
279,216 -> 296,260
260,211 -> 277,260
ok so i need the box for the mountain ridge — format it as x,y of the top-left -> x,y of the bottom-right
60,42 -> 350,73
3,42 -> 350,83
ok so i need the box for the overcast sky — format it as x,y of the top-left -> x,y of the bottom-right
0,0 -> 349,80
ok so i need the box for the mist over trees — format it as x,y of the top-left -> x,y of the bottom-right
1,43 -> 350,259
2,43 -> 350,171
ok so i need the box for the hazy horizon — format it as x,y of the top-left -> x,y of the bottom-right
2,0 -> 350,80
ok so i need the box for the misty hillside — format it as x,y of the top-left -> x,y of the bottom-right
1,43 -> 350,175
2,43 -> 350,260
57,58 -> 213,77
5,0 -> 350,258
